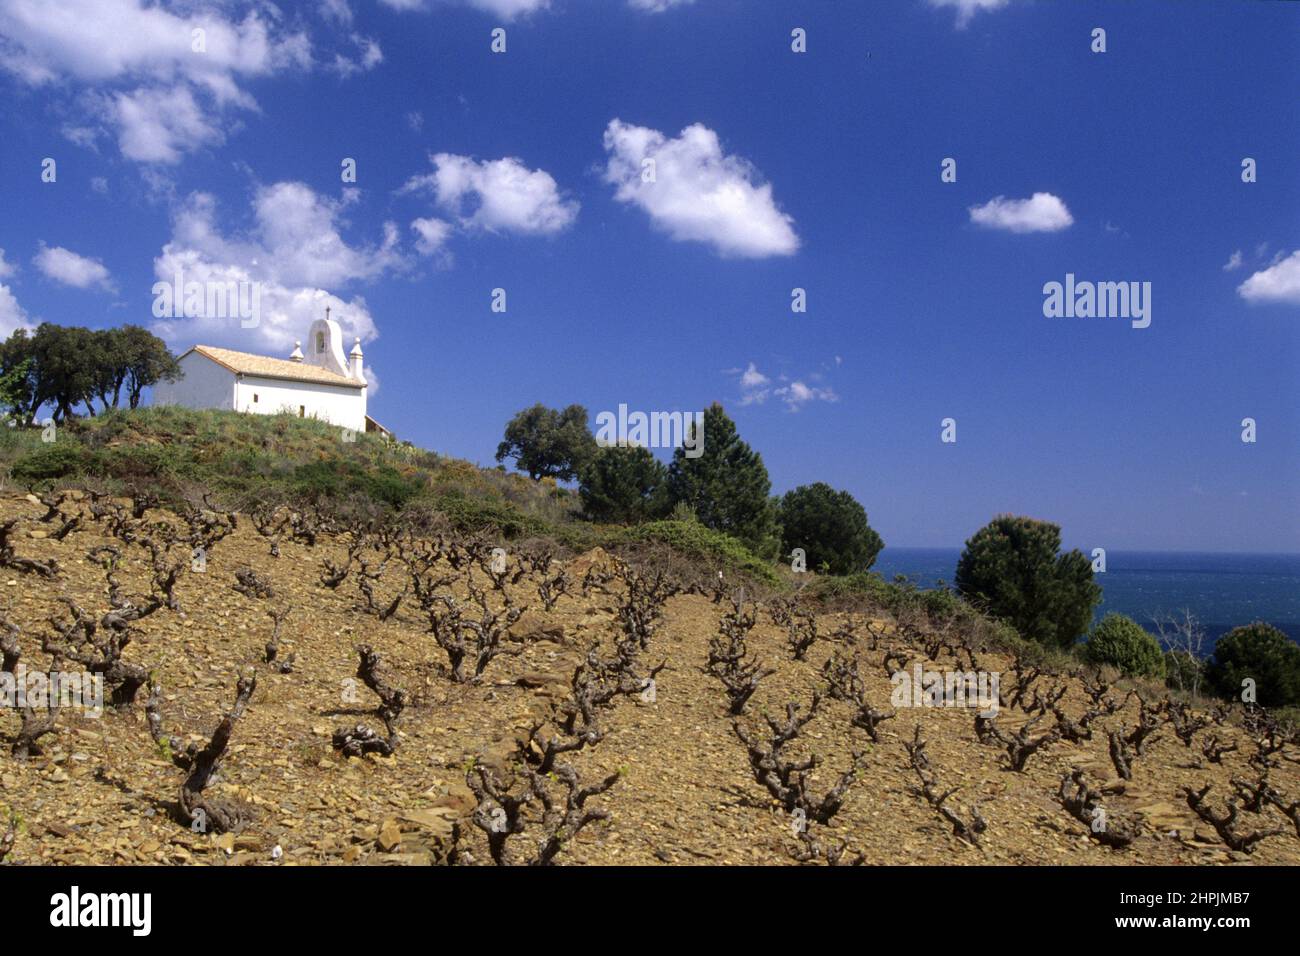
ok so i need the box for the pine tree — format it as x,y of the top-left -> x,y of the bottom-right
579,445 -> 669,524
955,514 -> 1100,649
778,482 -> 883,574
1207,622 -> 1300,707
666,403 -> 779,557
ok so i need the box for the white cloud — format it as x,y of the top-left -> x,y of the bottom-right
410,217 -> 453,257
1237,250 -> 1300,305
927,0 -> 1010,29
968,192 -> 1073,233
740,362 -> 768,389
0,282 -> 31,337
34,243 -> 114,291
602,119 -> 799,258
151,183 -> 406,352
466,0 -> 549,15
330,34 -> 383,77
733,361 -> 837,410
110,85 -> 225,164
378,0 -> 684,16
243,184 -> 403,287
0,0 -> 317,164
629,0 -> 696,11
320,0 -> 354,24
403,154 -> 578,236
378,0 -> 550,17
61,124 -> 99,150
1223,250 -> 1243,272
0,251 -> 30,336
0,0 -> 310,85
738,362 -> 770,404
775,380 -> 837,411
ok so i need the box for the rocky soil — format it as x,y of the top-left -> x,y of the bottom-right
0,491 -> 1296,866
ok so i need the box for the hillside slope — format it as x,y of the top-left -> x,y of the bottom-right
0,487 -> 1296,866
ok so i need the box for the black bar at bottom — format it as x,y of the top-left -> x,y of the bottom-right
0,863 -> 1284,942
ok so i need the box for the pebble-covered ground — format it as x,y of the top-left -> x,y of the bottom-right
0,491 -> 1296,866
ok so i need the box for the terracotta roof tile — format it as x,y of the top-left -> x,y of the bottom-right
188,345 -> 365,389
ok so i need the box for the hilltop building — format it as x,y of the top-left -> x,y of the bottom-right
154,310 -> 384,435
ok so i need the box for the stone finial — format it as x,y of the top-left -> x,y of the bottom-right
348,337 -> 364,380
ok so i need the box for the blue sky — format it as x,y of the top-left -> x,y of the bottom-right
0,0 -> 1297,552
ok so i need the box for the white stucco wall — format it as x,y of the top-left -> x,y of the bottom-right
153,353 -> 366,432
234,376 -> 366,432
153,352 -> 235,411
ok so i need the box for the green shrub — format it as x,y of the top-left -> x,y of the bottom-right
806,571 -> 892,604
669,501 -> 697,523
955,514 -> 1101,649
426,491 -> 549,538
578,445 -> 670,524
620,519 -> 778,586
9,443 -> 86,484
291,460 -> 420,510
777,482 -> 883,574
1085,613 -> 1166,678
1206,622 -> 1300,708
97,444 -> 187,482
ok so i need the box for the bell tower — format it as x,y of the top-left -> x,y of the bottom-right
302,306 -> 349,378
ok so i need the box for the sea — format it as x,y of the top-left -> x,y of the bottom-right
870,548 -> 1300,654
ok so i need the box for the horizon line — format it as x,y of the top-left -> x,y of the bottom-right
879,546 -> 1300,557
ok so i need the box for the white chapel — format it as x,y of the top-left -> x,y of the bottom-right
154,311 -> 379,434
